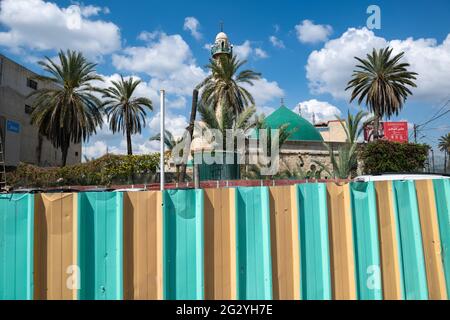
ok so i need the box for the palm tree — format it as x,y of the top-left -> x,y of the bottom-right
315,110 -> 369,179
337,110 -> 372,144
29,50 -> 104,166
346,47 -> 417,139
180,54 -> 261,182
199,55 -> 261,120
150,129 -> 184,180
438,133 -> 450,173
197,101 -> 257,149
102,76 -> 153,155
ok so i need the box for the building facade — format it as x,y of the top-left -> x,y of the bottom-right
0,54 -> 81,167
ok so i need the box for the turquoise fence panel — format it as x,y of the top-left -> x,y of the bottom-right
350,182 -> 382,300
163,189 -> 204,300
235,187 -> 272,300
392,180 -> 428,300
297,183 -> 331,300
0,194 -> 34,300
433,179 -> 450,296
78,192 -> 123,300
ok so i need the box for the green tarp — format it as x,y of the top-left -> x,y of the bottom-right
163,189 -> 204,300
78,192 -> 123,300
0,194 -> 34,300
235,187 -> 272,300
392,180 -> 428,300
350,182 -> 382,300
297,183 -> 331,300
433,179 -> 450,296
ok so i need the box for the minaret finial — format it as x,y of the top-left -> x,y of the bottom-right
220,21 -> 224,32
281,97 -> 284,106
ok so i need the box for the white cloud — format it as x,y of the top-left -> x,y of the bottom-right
295,19 -> 332,44
244,78 -> 284,109
255,48 -> 268,59
269,35 -> 285,49
234,40 -> 253,60
183,17 -> 202,40
295,99 -> 342,123
112,32 -> 207,96
234,40 -> 269,60
0,0 -> 121,58
306,27 -> 450,103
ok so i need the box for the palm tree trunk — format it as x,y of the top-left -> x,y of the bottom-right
373,114 -> 381,140
126,113 -> 132,155
61,141 -> 69,167
445,152 -> 448,174
179,89 -> 198,182
126,129 -> 132,155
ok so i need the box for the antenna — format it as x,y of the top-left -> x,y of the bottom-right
220,21 -> 224,32
281,97 -> 284,106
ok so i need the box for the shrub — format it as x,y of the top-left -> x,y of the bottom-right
359,140 -> 429,174
6,153 -> 160,188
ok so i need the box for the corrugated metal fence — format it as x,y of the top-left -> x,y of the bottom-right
1,179 -> 449,300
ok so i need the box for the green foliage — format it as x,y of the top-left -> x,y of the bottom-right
29,50 -> 104,166
359,140 -> 429,174
7,154 -> 160,188
102,75 -> 153,155
199,54 -> 261,116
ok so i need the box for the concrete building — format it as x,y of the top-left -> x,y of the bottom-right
0,54 -> 81,167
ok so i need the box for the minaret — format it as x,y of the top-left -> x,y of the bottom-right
210,25 -> 233,123
211,23 -> 233,59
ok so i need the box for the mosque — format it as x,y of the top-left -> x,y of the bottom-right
176,30 -> 348,179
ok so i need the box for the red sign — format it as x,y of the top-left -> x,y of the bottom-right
383,122 -> 409,142
364,121 -> 409,143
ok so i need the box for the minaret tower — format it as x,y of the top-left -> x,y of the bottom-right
211,22 -> 233,59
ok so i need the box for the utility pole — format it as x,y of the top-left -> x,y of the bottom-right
431,148 -> 435,173
413,124 -> 418,143
160,90 -> 165,191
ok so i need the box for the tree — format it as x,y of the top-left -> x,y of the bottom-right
150,129 -> 184,180
336,110 -> 372,144
197,101 -> 257,149
315,110 -> 369,179
438,133 -> 450,173
346,47 -> 417,139
102,76 -> 153,155
199,55 -> 261,120
29,50 -> 104,166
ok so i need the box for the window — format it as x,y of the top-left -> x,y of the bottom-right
25,105 -> 33,114
27,78 -> 37,90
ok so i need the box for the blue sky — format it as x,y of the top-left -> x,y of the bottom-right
1,0 -> 449,161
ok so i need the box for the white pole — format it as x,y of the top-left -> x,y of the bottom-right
160,90 -> 165,191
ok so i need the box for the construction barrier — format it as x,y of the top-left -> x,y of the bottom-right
0,194 -> 34,300
235,187 -> 272,300
0,179 -> 450,300
163,189 -> 204,300
78,192 -> 123,300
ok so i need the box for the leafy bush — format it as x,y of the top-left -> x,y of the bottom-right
359,140 -> 429,174
7,153 -> 160,188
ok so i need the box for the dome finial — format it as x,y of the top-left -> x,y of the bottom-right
281,97 -> 284,106
220,21 -> 224,32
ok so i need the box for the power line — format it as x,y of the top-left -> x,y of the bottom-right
417,99 -> 450,129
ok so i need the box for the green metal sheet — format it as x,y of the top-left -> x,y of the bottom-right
350,182 -> 382,300
0,194 -> 34,300
235,187 -> 272,300
433,179 -> 450,296
392,180 -> 428,300
297,183 -> 331,300
78,192 -> 123,300
163,189 -> 204,300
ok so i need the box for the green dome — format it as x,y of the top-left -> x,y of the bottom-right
260,105 -> 323,142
